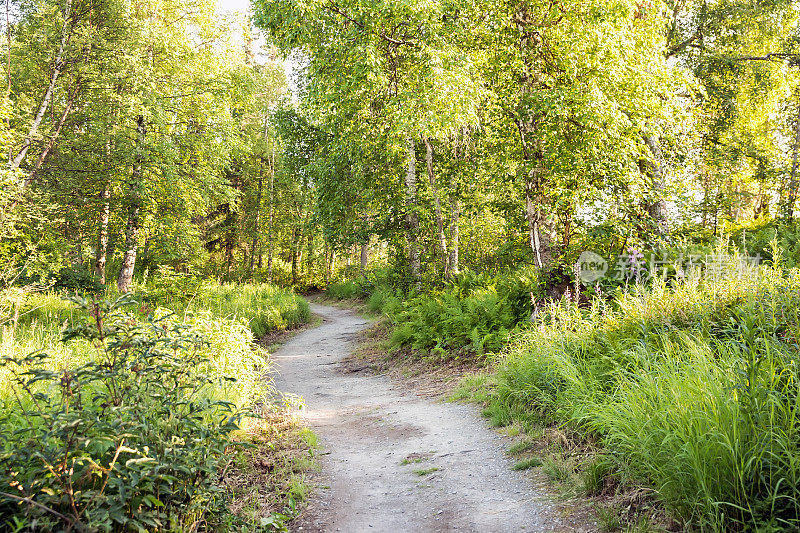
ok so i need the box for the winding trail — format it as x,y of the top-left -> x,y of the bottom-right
272,303 -> 571,533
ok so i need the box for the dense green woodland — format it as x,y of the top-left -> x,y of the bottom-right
3,0 -> 800,530
1,0 -> 800,287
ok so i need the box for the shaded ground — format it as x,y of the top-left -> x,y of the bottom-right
271,303 -> 590,532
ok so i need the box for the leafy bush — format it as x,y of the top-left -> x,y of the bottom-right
489,257 -> 800,529
0,295 -> 258,531
53,264 -> 105,294
728,217 -> 800,269
140,265 -> 204,304
365,285 -> 400,314
326,267 -> 397,306
389,267 -> 542,358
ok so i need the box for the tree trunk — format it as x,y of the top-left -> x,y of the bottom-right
291,227 -> 299,285
448,196 -> 460,276
515,116 -> 552,268
24,78 -> 81,187
267,152 -> 275,283
524,179 -> 544,268
642,134 -> 669,235
328,248 -> 335,281
360,242 -> 368,275
785,101 -> 800,219
249,170 -> 263,276
94,181 -> 111,284
423,137 -> 448,274
5,0 -> 10,102
562,208 -> 572,249
117,115 -> 146,293
224,181 -> 237,281
117,220 -> 137,293
405,136 -> 420,288
10,0 -> 73,173
306,225 -> 313,278
323,243 -> 330,284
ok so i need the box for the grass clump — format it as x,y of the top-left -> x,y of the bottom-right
488,256 -> 800,530
512,457 -> 543,471
6,276 -> 311,340
507,440 -> 537,455
325,268 -> 402,317
325,280 -> 363,300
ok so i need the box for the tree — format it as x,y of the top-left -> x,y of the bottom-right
255,0 -> 483,286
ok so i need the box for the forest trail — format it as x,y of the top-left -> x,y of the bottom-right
272,303 -> 579,533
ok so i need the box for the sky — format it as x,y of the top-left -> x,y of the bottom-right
216,0 -> 301,100
216,0 -> 254,16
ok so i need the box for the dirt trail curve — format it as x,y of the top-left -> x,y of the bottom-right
272,303 -> 577,533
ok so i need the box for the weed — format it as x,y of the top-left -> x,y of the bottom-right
388,267 -> 541,358
507,440 -> 538,455
413,467 -> 440,476
512,457 -> 543,471
541,456 -> 574,483
0,295 -> 247,531
225,412 -> 319,530
485,256 -> 800,529
595,504 -> 623,532
482,402 -> 514,427
581,456 -> 614,496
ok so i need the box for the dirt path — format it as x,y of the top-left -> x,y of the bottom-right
272,303 -> 574,533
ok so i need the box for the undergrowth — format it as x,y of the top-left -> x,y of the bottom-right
0,296 -> 259,531
137,269 -> 310,337
485,254 -> 800,530
329,266 -> 545,359
388,267 -> 542,359
0,281 -> 313,531
222,413 -> 318,532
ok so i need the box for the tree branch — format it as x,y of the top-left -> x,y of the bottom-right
0,491 -> 82,531
323,3 -> 417,47
729,52 -> 798,63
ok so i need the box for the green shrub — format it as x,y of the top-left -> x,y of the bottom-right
366,285 -> 400,314
728,217 -> 800,269
53,264 -> 105,294
326,267 -> 396,303
388,266 -> 541,358
0,295 -> 254,531
140,265 -> 203,304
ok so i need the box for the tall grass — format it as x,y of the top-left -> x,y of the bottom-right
490,259 -> 800,529
179,283 -> 311,337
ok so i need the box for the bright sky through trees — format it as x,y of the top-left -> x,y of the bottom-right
217,0 -> 253,14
